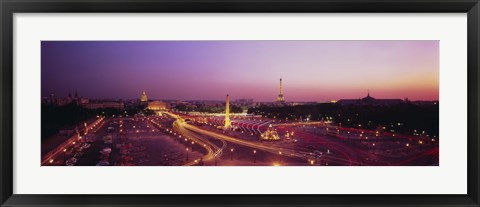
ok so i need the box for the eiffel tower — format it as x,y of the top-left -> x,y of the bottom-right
276,78 -> 285,102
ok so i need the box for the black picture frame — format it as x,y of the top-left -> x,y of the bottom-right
1,0 -> 479,206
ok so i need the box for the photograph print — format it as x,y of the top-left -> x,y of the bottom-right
41,41 -> 439,166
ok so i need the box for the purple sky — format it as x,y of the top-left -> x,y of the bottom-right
41,41 -> 439,102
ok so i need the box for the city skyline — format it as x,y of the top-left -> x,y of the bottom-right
42,41 -> 439,102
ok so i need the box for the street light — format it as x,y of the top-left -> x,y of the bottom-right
63,148 -> 67,163
230,148 -> 234,160
185,148 -> 189,161
278,151 -> 282,163
253,150 -> 257,163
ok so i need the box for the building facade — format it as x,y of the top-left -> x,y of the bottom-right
337,92 -> 404,106
147,101 -> 168,111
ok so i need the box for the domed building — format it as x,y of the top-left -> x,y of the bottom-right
360,91 -> 376,105
336,90 -> 404,106
140,91 -> 148,103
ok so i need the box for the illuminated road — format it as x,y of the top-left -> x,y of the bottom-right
168,111 -> 439,166
172,119 -> 226,166
168,112 -> 387,166
41,117 -> 105,165
167,112 -> 312,162
43,111 -> 438,166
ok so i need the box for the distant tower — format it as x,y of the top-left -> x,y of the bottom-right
276,78 -> 285,102
224,94 -> 231,128
140,91 -> 148,102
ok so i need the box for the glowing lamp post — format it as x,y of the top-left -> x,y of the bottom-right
253,150 -> 257,163
230,148 -> 234,161
63,148 -> 67,163
185,148 -> 189,161
278,151 -> 282,163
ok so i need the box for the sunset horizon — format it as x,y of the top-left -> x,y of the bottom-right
41,41 -> 439,102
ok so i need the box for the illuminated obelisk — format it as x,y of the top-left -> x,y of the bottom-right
224,94 -> 231,128
276,78 -> 285,102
